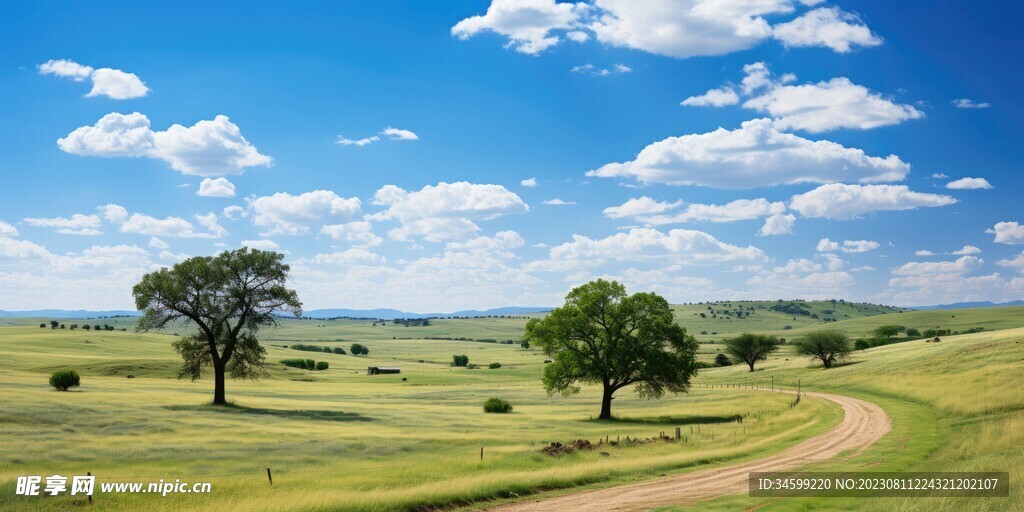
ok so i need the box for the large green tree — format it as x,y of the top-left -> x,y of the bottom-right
724,333 -> 780,372
133,248 -> 302,405
795,330 -> 851,369
525,279 -> 698,420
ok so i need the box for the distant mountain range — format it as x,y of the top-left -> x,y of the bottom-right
0,307 -> 550,320
911,300 -> 1024,310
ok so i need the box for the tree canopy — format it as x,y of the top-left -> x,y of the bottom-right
525,279 -> 698,420
133,248 -> 302,404
724,333 -> 780,372
795,330 -> 851,369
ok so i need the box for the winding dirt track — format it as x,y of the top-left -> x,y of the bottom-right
484,390 -> 890,512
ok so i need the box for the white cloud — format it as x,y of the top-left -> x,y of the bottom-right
158,251 -> 190,262
249,190 -> 362,236
915,250 -> 936,257
380,127 -> 419,141
996,252 -> 1024,271
222,205 -> 247,220
520,177 -> 538,187
369,182 -> 529,242
589,0 -> 792,59
945,177 -> 993,190
567,30 -> 590,42
772,7 -> 882,53
446,231 -> 525,257
99,204 -> 227,238
451,0 -> 590,54
58,112 -> 271,176
588,118 -> 909,188
681,86 -> 740,107
603,197 -> 681,219
528,228 -> 764,271
336,127 -> 419,147
930,173 -> 949,179
542,198 -> 577,205
148,237 -> 169,249
197,177 -> 237,197
307,248 -> 384,265
987,222 -> 1024,245
241,239 -> 282,251
319,221 -> 383,248
336,135 -> 379,146
22,214 -> 103,235
951,245 -> 981,256
39,59 -> 149,99
0,221 -> 17,237
816,238 -> 879,253
689,63 -> 921,132
892,255 -> 983,276
790,184 -> 957,219
759,213 -> 796,236
952,98 -> 991,109
571,63 -> 631,76
746,270 -> 856,299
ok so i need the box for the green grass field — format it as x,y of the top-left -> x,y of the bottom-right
1,304 -> 1022,510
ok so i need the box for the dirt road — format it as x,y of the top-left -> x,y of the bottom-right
484,390 -> 890,512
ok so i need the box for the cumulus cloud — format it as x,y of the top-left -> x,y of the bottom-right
892,255 -> 984,276
987,222 -> 1024,245
951,245 -> 981,256
39,59 -> 149,99
681,86 -> 740,107
945,177 -> 993,190
520,177 -> 538,187
996,252 -> 1024,271
527,227 -> 764,272
0,221 -> 17,237
588,118 -> 909,188
241,239 -> 282,251
816,238 -> 879,253
58,112 -> 271,176
952,98 -> 991,109
790,184 -> 957,219
684,63 -> 921,132
319,221 -> 383,248
759,213 -> 796,236
249,190 -> 362,236
915,250 -> 936,256
148,237 -> 169,249
772,7 -> 881,53
99,204 -> 227,238
542,198 -> 577,205
606,197 -> 786,225
451,0 -> 590,54
222,205 -> 247,220
368,182 -> 529,242
22,214 -> 103,235
197,177 -> 237,197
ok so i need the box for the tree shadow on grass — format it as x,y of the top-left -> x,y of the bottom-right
588,414 -> 743,425
164,404 -> 374,422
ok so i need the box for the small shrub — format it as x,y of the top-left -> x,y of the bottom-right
50,370 -> 80,391
315,361 -> 329,371
483,397 -> 513,413
280,359 -> 307,369
304,359 -> 316,370
714,353 -> 732,366
488,362 -> 502,369
351,343 -> 369,355
332,347 -> 346,355
452,354 -> 469,367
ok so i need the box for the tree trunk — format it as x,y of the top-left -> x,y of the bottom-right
748,361 -> 756,372
599,385 -> 614,420
212,363 -> 227,405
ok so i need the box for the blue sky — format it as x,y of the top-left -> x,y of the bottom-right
1,0 -> 1022,311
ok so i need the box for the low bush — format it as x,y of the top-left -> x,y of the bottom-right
452,354 -> 469,367
280,359 -> 308,369
488,362 -> 502,369
483,397 -> 513,413
714,353 -> 732,366
281,359 -> 329,371
315,361 -> 329,371
350,343 -> 369,355
50,370 -> 80,391
332,347 -> 346,355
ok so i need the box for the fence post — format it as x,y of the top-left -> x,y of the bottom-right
87,472 -> 93,504
480,447 -> 484,460
267,467 -> 273,485
675,427 -> 681,440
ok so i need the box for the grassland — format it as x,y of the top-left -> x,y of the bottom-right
1,304 -> 1022,511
